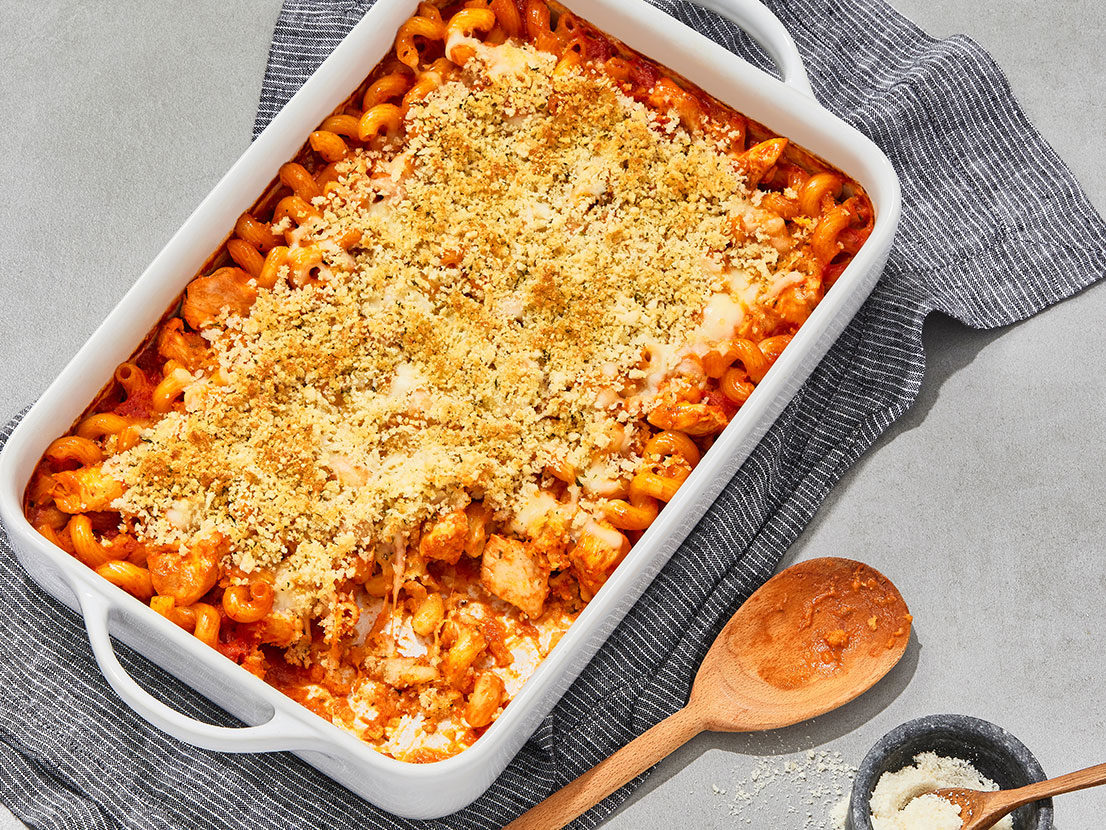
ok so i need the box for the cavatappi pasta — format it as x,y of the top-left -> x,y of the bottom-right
24,0 -> 873,761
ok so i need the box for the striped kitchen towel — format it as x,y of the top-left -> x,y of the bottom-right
1,0 -> 1104,828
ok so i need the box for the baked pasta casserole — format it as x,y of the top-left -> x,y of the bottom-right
23,0 -> 873,761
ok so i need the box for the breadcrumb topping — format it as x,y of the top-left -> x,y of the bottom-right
105,43 -> 798,625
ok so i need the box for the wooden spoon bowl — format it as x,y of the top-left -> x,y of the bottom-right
693,556 -> 912,732
506,557 -> 912,830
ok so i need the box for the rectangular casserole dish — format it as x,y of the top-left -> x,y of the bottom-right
0,0 -> 900,818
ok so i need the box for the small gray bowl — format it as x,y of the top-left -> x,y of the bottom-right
847,715 -> 1053,830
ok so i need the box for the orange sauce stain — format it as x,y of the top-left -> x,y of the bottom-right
750,564 -> 912,690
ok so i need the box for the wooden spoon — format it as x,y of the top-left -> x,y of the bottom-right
929,762 -> 1106,829
505,557 -> 912,830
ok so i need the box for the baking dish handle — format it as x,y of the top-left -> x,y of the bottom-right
687,0 -> 814,97
79,588 -> 322,753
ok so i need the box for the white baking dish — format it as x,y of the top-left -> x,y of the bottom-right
0,0 -> 900,818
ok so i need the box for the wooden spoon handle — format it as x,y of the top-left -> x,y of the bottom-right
504,706 -> 704,830
996,762 -> 1106,812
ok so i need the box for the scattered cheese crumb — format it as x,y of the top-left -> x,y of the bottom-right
713,748 -> 857,828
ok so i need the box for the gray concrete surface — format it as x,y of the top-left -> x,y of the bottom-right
0,1 -> 1103,828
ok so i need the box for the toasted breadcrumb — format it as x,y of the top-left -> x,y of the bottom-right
105,42 -> 801,630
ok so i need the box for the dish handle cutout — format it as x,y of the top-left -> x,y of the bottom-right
689,0 -> 814,97
79,587 -> 323,754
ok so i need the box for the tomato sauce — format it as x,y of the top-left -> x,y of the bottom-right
748,561 -> 912,690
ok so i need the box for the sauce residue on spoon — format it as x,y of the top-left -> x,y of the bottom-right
747,561 -> 912,690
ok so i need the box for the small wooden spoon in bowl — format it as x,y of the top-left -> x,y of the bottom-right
505,557 -> 913,830
929,762 -> 1106,829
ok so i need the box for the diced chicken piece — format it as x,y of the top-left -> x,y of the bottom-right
258,613 -> 303,648
526,512 -> 572,572
181,267 -> 257,330
569,522 -> 630,600
148,533 -> 225,606
481,535 -> 550,619
419,509 -> 468,564
647,401 -> 728,436
157,317 -> 210,371
774,278 -> 821,328
52,465 -> 124,513
375,656 -> 440,688
735,137 -> 788,189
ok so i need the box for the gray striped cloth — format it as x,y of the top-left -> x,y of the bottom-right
2,1 -> 1105,828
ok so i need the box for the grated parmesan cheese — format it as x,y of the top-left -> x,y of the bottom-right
869,752 -> 1013,830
